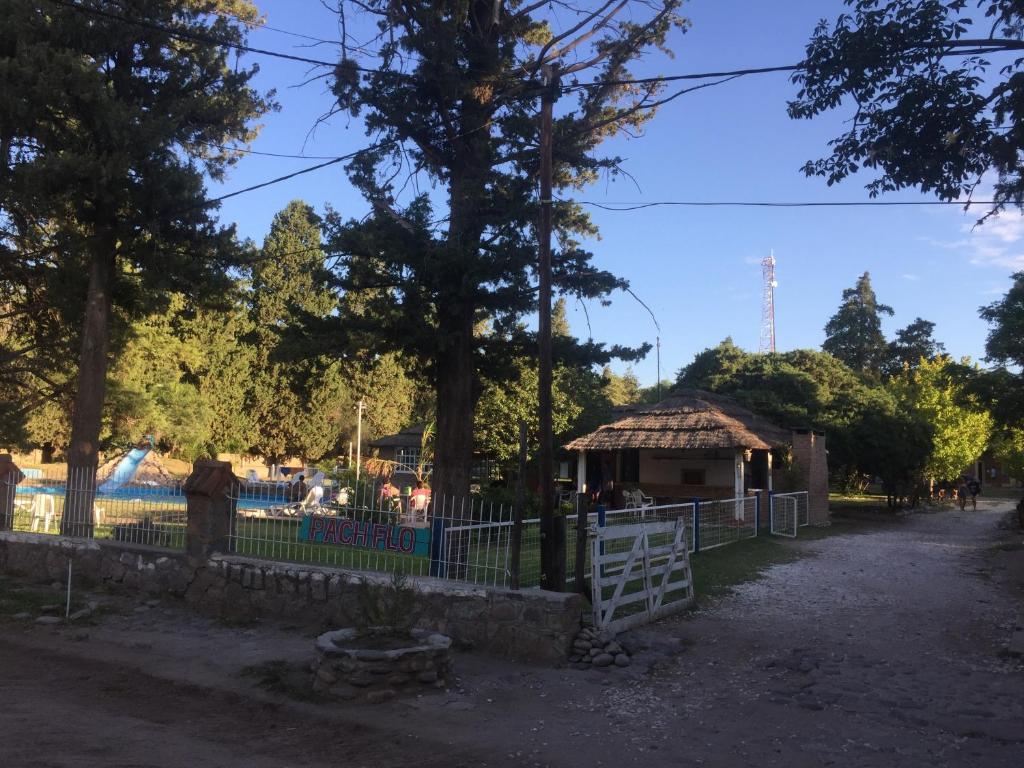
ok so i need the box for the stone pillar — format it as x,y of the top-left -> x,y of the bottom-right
0,455 -> 25,532
790,430 -> 829,525
184,460 -> 239,560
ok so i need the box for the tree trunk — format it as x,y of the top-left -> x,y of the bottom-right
63,244 -> 115,537
432,305 -> 475,505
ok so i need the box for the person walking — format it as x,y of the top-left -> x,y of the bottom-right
966,476 -> 981,511
957,476 -> 970,511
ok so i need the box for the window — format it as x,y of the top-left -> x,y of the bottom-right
681,468 -> 705,486
395,447 -> 421,472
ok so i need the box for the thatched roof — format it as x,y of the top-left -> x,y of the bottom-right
564,389 -> 791,452
369,424 -> 424,449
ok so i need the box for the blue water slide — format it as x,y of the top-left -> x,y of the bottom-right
98,447 -> 150,493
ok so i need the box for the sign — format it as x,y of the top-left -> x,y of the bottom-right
299,516 -> 430,557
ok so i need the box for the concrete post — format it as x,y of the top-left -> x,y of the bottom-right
184,460 -> 239,560
0,455 -> 25,532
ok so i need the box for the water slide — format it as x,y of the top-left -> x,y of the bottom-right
98,447 -> 150,493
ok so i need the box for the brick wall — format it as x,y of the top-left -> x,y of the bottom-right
790,430 -> 829,525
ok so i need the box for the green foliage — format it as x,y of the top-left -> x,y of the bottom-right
789,0 -> 1024,219
352,572 -> 419,635
890,357 -> 993,482
990,428 -> 1024,480
601,366 -> 643,406
822,272 -> 893,375
981,272 -> 1024,368
886,318 -> 946,375
675,339 -> 930,494
475,358 -> 610,465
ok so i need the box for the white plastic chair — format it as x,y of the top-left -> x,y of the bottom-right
29,494 -> 56,532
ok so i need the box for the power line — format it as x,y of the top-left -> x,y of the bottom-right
200,141 -> 351,160
573,199 -> 999,211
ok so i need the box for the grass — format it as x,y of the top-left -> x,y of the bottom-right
0,574 -> 93,620
240,659 -> 322,701
688,535 -> 802,600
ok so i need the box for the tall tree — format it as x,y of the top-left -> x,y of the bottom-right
789,0 -> 1024,219
890,356 -> 993,482
321,0 -> 680,498
1,0 -> 270,532
886,317 -> 946,375
247,201 -> 341,463
823,272 -> 893,375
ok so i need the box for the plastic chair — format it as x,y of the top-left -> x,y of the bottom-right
29,494 -> 56,532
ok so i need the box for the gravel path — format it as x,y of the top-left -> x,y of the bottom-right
1,503 -> 1021,767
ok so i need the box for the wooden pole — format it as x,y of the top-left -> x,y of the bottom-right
538,64 -> 564,592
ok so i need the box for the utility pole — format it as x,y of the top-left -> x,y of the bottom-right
538,63 -> 564,592
656,335 -> 662,401
355,399 -> 364,496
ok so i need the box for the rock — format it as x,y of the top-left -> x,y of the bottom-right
87,601 -> 101,612
614,654 -> 631,668
328,683 -> 358,700
35,616 -> 61,625
39,604 -> 60,614
573,640 -> 592,651
365,689 -> 396,704
588,647 -> 602,657
592,653 -> 614,667
597,631 -> 614,645
68,608 -> 92,621
568,655 -> 582,663
12,612 -> 31,620
606,642 -> 623,655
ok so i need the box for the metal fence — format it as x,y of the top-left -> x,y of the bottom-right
3,464 -> 809,591
5,466 -> 186,549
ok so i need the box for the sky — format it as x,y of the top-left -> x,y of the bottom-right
208,0 -> 1023,386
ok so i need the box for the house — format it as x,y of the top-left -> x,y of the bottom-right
368,425 -> 499,487
564,389 -> 829,524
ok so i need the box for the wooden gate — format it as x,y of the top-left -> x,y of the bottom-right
590,518 -> 694,632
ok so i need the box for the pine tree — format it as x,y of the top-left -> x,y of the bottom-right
823,272 -> 894,375
321,1 -> 679,496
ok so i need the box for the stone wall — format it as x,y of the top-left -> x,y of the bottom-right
0,532 -> 582,662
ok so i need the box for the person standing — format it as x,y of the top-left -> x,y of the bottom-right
957,476 -> 970,511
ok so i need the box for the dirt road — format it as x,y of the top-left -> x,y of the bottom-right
1,504 -> 1021,767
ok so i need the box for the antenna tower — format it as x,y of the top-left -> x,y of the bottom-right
759,250 -> 777,353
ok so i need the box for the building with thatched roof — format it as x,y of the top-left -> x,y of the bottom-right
566,389 -> 827,520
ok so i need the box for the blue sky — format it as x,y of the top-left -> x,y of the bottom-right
210,0 -> 1022,386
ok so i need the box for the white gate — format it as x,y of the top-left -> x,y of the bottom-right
770,493 -> 798,537
590,519 -> 694,632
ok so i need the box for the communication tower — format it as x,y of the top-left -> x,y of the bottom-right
759,251 -> 777,354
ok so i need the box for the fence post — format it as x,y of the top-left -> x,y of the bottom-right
691,497 -> 701,553
767,490 -> 775,533
0,455 -> 25,532
428,516 -> 447,578
754,490 -> 761,535
184,460 -> 238,561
